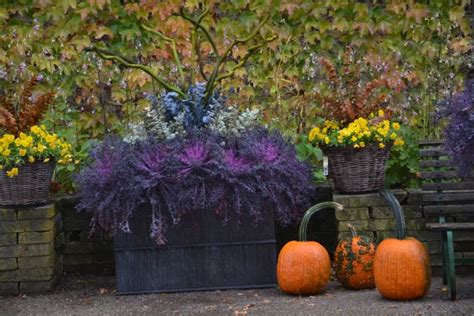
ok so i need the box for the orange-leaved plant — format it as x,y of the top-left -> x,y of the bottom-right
0,76 -> 55,135
313,48 -> 417,123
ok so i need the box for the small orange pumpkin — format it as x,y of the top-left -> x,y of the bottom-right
334,224 -> 376,290
374,237 -> 431,300
277,202 -> 342,295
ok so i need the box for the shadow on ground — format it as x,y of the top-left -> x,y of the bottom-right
1,274 -> 473,315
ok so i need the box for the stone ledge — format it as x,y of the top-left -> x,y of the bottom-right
335,207 -> 369,220
18,254 -> 57,269
18,230 -> 54,244
0,282 -> 18,295
0,209 -> 16,221
0,243 -> 54,258
0,266 -> 56,282
16,204 -> 56,220
333,189 -> 407,208
0,258 -> 17,271
0,234 -> 17,246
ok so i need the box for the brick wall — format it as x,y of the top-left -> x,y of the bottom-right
0,204 -> 63,295
56,197 -> 114,274
334,189 -> 474,275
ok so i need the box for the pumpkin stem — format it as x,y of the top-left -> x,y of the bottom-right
347,223 -> 358,238
298,202 -> 344,242
379,188 -> 406,240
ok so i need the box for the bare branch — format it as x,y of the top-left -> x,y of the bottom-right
180,7 -> 219,57
215,35 -> 278,83
205,15 -> 272,101
87,47 -> 186,98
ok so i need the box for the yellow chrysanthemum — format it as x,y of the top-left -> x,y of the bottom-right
28,156 -> 35,163
378,109 -> 384,117
19,149 -> 27,156
308,127 -> 319,142
392,122 -> 400,130
6,167 -> 19,178
379,143 -> 385,149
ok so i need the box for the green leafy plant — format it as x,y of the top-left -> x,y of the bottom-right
385,125 -> 421,188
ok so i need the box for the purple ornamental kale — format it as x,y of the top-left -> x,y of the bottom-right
76,138 -> 142,236
237,128 -> 315,226
173,130 -> 222,213
76,128 -> 316,245
131,139 -> 181,244
437,79 -> 474,177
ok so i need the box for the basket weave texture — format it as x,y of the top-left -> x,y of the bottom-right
0,162 -> 54,206
323,143 -> 391,193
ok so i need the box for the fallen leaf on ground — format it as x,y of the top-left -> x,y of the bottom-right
440,287 -> 448,292
99,288 -> 109,295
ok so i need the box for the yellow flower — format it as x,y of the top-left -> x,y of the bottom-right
359,141 -> 365,148
37,144 -> 46,153
308,127 -> 320,142
0,165 -> 2,170
19,149 -> 27,156
58,159 -> 64,164
75,160 -> 80,164
28,156 -> 35,163
354,144 -> 360,148
351,136 -> 357,142
392,122 -> 400,130
378,109 -> 384,117
31,126 -> 41,134
379,143 -> 385,149
324,136 -> 330,144
6,167 -> 19,178
394,138 -> 405,146
3,149 -> 11,157
44,158 -> 50,163
390,132 -> 397,140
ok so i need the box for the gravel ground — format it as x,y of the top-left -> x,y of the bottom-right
1,274 -> 473,315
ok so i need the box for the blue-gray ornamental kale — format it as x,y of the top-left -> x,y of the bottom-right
125,84 -> 260,142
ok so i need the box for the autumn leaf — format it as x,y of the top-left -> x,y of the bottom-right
281,3 -> 299,16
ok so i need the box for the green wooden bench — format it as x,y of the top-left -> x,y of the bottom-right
419,140 -> 474,300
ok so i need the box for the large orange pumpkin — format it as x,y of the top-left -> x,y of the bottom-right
374,237 -> 431,300
277,202 -> 342,295
374,189 -> 431,300
334,224 -> 376,290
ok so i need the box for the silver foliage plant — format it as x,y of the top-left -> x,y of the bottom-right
124,99 -> 261,142
208,106 -> 260,137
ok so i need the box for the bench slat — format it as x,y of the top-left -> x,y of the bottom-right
420,148 -> 449,157
423,192 -> 474,203
426,223 -> 474,231
422,182 -> 474,191
419,159 -> 455,168
419,139 -> 444,146
420,171 -> 459,180
424,204 -> 474,216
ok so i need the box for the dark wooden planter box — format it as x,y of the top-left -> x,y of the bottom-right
114,206 -> 277,294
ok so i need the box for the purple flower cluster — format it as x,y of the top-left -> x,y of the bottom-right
437,79 -> 473,177
76,129 -> 315,244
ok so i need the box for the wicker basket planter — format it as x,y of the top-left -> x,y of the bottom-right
322,144 -> 391,193
0,161 -> 55,206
